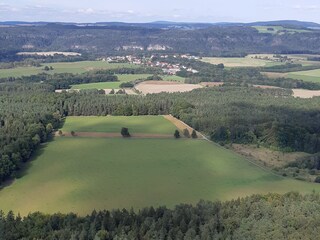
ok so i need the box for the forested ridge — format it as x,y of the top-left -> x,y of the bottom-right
1,24 -> 320,56
1,192 -> 320,239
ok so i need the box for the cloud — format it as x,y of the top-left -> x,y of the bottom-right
77,8 -> 95,14
293,4 -> 319,10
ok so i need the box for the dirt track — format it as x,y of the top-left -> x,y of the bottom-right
55,132 -> 173,139
164,115 -> 207,140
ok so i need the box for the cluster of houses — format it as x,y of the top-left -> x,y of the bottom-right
99,54 -> 199,75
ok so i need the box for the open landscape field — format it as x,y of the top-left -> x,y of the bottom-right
0,116 -> 320,216
61,116 -> 177,134
253,26 -> 311,34
288,69 -> 320,83
0,61 -> 137,78
71,74 -> 153,89
135,80 -> 203,94
70,74 -> 186,90
201,56 -> 281,67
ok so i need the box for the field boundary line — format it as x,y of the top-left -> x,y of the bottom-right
164,115 -> 209,140
55,131 -> 174,139
165,115 -> 285,178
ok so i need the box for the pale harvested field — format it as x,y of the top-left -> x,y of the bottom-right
17,51 -> 81,56
292,89 -> 320,98
135,81 -> 203,94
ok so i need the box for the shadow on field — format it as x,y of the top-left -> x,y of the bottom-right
0,139 -> 50,190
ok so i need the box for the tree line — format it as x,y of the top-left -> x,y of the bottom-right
1,85 -> 320,184
1,192 -> 319,239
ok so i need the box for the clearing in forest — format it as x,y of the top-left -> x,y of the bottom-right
0,116 -> 320,215
61,116 -> 177,135
135,81 -> 202,94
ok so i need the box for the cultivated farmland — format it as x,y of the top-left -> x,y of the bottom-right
0,61 -> 137,78
288,69 -> 320,83
61,116 -> 177,134
201,56 -> 279,67
0,116 -> 320,215
71,74 -> 153,89
135,81 -> 203,94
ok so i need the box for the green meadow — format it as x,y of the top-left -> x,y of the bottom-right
0,61 -> 137,78
61,116 -> 177,134
0,116 -> 319,216
288,69 -> 320,83
71,74 -> 186,90
253,26 -> 311,34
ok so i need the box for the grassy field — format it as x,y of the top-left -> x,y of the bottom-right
0,137 -> 319,215
1,116 -> 320,216
61,116 -> 177,134
71,74 -> 152,89
288,69 -> 320,83
71,74 -> 186,90
0,61 -> 137,78
201,56 -> 281,67
253,26 -> 311,34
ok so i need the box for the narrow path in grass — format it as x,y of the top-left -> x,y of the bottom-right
55,132 -> 174,139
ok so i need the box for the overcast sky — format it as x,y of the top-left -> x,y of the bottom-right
0,0 -> 320,23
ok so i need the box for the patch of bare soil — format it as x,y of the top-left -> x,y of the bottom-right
292,89 -> 320,98
231,144 -> 310,168
141,81 -> 183,85
135,81 -> 203,94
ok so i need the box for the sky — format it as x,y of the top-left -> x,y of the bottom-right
0,0 -> 320,23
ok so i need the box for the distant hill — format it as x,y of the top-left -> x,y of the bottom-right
1,20 -> 320,30
245,20 -> 320,29
1,21 -> 320,58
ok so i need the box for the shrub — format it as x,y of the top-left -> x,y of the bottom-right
174,130 -> 180,139
121,127 -> 130,137
183,129 -> 190,138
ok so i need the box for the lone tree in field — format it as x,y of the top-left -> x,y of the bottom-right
191,130 -> 198,139
183,129 -> 190,138
174,130 -> 180,139
121,127 -> 130,137
71,131 -> 76,136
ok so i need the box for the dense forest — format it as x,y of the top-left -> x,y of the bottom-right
1,192 -> 320,239
1,84 -> 320,184
1,24 -> 320,57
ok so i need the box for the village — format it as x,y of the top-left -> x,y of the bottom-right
99,54 -> 199,75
